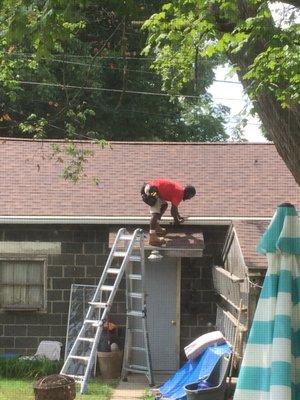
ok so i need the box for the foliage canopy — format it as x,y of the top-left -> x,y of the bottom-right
0,0 -> 230,144
142,0 -> 300,185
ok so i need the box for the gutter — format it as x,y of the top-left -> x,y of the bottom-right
0,216 -> 272,225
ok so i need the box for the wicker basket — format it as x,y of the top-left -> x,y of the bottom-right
34,374 -> 76,400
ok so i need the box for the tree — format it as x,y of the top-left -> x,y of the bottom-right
142,1 -> 300,185
0,0 -> 230,144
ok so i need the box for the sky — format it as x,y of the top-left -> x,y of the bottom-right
208,66 -> 266,142
207,2 -> 299,143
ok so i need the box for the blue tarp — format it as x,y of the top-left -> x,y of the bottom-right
157,343 -> 231,400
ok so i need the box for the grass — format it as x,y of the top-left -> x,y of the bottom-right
0,357 -> 63,379
0,378 -> 118,400
0,358 -> 119,399
143,388 -> 153,400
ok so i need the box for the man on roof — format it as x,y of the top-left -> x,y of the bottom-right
141,178 -> 196,246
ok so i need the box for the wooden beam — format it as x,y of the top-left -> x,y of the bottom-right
214,266 -> 244,282
223,309 -> 248,332
218,293 -> 247,311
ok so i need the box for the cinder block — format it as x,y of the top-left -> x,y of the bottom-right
75,254 -> 96,266
27,325 -> 50,336
61,242 -> 83,254
50,254 -> 74,266
64,266 -> 85,277
4,325 -> 27,336
15,337 -> 38,348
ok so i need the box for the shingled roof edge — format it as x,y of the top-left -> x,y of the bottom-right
0,216 -> 272,224
0,137 -> 272,146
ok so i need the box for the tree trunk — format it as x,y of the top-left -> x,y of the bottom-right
253,94 -> 300,187
231,55 -> 300,186
223,1 -> 300,186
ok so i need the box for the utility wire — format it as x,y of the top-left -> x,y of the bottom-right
8,54 -> 242,84
16,80 -> 245,101
48,123 -> 100,142
22,98 -> 261,125
9,52 -> 154,60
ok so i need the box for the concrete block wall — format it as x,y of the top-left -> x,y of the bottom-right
180,256 -> 216,361
0,225 -> 217,361
0,224 -> 116,355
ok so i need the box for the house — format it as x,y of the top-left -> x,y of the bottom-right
0,138 -> 299,372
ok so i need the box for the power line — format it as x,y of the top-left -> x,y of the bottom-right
9,52 -> 154,60
16,80 -> 245,101
48,123 -> 99,141
21,98 -> 261,125
8,54 -> 242,84
34,57 -> 156,75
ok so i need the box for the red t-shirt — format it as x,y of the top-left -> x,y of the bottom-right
148,178 -> 184,207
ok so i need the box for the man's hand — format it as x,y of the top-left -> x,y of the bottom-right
173,216 -> 185,225
171,204 -> 184,225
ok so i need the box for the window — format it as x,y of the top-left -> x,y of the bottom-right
0,256 -> 47,311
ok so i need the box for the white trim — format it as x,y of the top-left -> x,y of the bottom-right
0,241 -> 61,254
0,216 -> 272,225
175,258 -> 181,370
232,227 -> 247,269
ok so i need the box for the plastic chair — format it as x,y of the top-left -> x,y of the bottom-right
20,340 -> 62,361
185,353 -> 231,400
35,340 -> 62,360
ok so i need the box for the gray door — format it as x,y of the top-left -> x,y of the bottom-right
145,257 -> 180,372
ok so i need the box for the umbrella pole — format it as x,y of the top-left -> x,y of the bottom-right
226,299 -> 243,399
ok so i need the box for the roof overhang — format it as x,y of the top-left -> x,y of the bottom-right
109,225 -> 205,258
0,216 -> 272,225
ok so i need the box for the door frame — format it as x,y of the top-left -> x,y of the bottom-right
145,256 -> 182,372
174,257 -> 181,370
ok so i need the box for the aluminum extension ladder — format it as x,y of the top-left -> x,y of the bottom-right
121,232 -> 154,386
60,228 -> 153,394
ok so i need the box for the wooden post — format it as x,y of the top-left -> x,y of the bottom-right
227,299 -> 243,399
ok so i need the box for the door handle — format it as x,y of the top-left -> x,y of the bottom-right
171,320 -> 176,326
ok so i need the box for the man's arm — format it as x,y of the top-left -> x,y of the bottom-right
171,204 -> 184,224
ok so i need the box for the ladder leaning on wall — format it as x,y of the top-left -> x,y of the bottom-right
60,228 -> 154,394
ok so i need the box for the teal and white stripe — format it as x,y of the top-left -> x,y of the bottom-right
234,204 -> 300,400
257,204 -> 300,255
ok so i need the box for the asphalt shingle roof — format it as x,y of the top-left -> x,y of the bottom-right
0,139 -> 299,217
233,220 -> 269,269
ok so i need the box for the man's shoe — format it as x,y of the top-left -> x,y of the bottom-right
156,225 -> 167,237
149,232 -> 166,246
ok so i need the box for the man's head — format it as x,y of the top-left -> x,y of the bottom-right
183,185 -> 196,201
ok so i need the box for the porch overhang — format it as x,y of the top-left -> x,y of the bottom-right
109,225 -> 205,258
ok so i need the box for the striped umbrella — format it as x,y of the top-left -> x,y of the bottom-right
234,203 -> 300,400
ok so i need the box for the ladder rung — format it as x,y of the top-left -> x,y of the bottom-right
89,301 -> 108,308
124,367 -> 148,374
129,328 -> 144,333
127,311 -> 144,318
128,292 -> 143,299
113,251 -> 127,257
120,234 -> 134,240
129,255 -> 142,262
61,373 -> 84,381
132,346 -> 147,352
114,251 -> 141,262
129,364 -> 148,372
69,355 -> 89,362
101,285 -> 114,291
84,319 -> 102,327
78,337 -> 95,343
107,268 -> 120,274
128,274 -> 142,280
